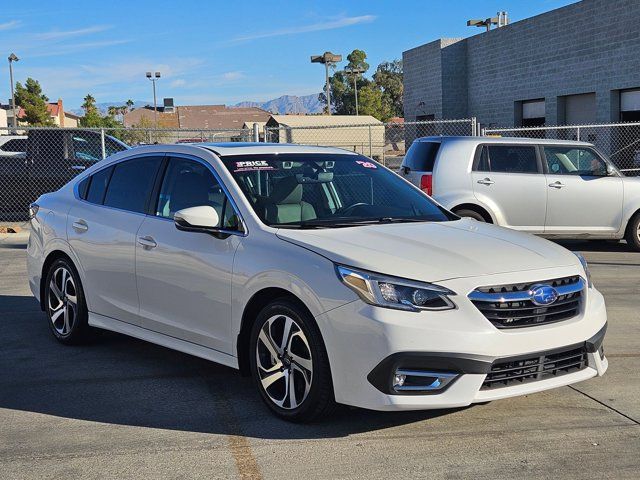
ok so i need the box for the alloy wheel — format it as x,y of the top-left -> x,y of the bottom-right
48,266 -> 77,336
255,314 -> 313,409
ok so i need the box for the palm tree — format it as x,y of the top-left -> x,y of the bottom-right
107,106 -> 117,117
126,99 -> 134,112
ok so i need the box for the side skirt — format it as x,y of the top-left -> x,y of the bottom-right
88,312 -> 240,370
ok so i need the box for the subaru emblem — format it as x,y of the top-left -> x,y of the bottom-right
530,285 -> 559,306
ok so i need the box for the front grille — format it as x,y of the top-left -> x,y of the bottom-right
481,345 -> 588,390
468,276 -> 584,329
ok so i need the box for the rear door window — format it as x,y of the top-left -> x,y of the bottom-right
404,142 -> 441,171
85,166 -> 114,204
103,157 -> 162,213
476,145 -> 540,174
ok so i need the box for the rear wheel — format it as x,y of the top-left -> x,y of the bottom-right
45,258 -> 92,344
625,212 -> 640,251
455,209 -> 487,222
249,298 -> 336,422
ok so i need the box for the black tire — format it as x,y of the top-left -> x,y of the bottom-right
455,209 -> 487,222
625,212 -> 640,251
44,257 -> 92,344
249,298 -> 336,422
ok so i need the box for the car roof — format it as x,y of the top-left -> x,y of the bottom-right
414,136 -> 594,147
195,142 -> 360,157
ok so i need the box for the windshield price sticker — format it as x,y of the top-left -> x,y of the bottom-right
235,160 -> 275,172
356,160 -> 377,169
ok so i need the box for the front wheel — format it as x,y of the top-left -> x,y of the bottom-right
249,298 -> 336,422
625,212 -> 640,251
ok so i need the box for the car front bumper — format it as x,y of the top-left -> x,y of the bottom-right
315,268 -> 608,411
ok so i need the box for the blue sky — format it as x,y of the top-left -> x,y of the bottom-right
1,0 -> 576,109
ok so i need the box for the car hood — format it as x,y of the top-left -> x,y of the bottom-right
276,219 -> 578,282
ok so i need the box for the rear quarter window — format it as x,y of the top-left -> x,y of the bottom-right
403,142 -> 441,171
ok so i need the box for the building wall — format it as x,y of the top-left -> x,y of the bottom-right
403,0 -> 640,127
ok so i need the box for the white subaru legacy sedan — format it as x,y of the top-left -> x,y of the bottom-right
27,143 -> 608,422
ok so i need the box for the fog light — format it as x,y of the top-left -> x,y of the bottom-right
393,369 -> 458,393
393,373 -> 406,388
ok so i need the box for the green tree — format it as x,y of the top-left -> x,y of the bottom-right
14,78 -> 54,126
125,99 -> 134,111
374,60 -> 403,118
346,49 -> 369,72
357,83 -> 392,120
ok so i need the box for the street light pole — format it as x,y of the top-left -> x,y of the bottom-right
311,52 -> 342,115
8,53 -> 19,129
345,66 -> 365,116
146,71 -> 161,128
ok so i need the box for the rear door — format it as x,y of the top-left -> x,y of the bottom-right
399,141 -> 441,188
67,155 -> 163,325
542,145 -> 623,234
471,144 -> 547,232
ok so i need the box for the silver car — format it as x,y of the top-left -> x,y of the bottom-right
399,136 -> 640,251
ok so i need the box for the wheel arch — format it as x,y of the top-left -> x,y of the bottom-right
452,203 -> 494,223
39,250 -> 76,311
236,287 -> 313,376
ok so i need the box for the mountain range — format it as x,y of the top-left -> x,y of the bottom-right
233,94 -> 323,114
72,94 -> 323,116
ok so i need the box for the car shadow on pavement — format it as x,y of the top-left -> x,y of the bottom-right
0,295 -> 461,439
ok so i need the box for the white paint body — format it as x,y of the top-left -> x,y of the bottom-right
400,136 -> 640,239
27,143 -> 607,411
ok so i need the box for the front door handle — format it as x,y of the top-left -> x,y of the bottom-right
137,235 -> 157,249
477,178 -> 495,185
548,181 -> 566,189
70,165 -> 86,171
72,220 -> 88,232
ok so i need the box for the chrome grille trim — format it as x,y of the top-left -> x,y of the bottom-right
469,276 -> 585,329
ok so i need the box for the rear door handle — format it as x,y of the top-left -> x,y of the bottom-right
72,220 -> 88,232
548,181 -> 566,189
70,165 -> 86,171
137,235 -> 157,249
477,178 -> 494,185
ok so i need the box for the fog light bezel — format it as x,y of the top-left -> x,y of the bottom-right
392,369 -> 459,393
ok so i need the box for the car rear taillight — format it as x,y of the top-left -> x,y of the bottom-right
420,174 -> 433,196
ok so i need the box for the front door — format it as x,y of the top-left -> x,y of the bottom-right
542,145 -> 624,234
471,144 -> 547,232
135,156 -> 243,354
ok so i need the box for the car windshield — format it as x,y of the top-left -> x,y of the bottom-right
221,153 -> 454,228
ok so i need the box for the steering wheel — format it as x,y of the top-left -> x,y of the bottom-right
338,202 -> 370,216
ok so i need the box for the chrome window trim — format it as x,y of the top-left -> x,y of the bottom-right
468,277 -> 586,303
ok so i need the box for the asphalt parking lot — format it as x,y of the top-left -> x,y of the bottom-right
1,232 -> 639,479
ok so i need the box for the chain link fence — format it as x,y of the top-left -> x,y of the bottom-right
483,122 -> 640,175
0,126 -> 253,221
0,119 -> 477,221
265,118 -> 478,169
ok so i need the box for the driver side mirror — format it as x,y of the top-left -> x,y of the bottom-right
606,165 -> 617,176
174,206 -> 220,234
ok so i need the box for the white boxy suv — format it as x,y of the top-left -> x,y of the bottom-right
27,143 -> 607,422
399,136 -> 640,251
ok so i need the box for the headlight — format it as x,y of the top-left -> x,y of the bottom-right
336,265 -> 456,312
573,252 -> 593,288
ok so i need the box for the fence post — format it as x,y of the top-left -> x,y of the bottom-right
253,122 -> 260,142
368,124 -> 372,157
100,128 -> 106,159
471,117 -> 477,136
577,127 -> 580,142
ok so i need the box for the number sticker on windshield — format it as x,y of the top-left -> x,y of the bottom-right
356,160 -> 377,169
234,160 -> 275,172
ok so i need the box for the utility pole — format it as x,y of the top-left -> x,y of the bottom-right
311,52 -> 342,115
344,66 -> 365,115
8,53 -> 19,129
146,71 -> 161,127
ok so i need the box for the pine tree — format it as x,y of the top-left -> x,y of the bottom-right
14,78 -> 54,126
